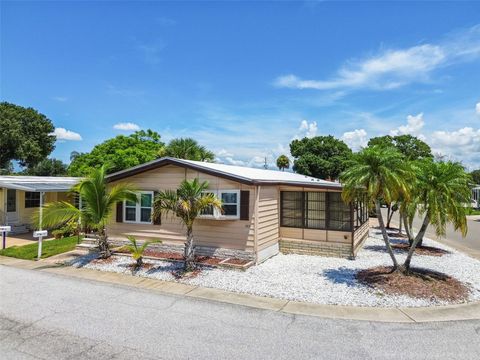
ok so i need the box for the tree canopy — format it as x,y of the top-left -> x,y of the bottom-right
165,138 -> 215,162
470,169 -> 480,185
22,158 -> 68,176
290,135 -> 352,180
0,102 -> 56,170
367,134 -> 432,160
68,130 -> 165,176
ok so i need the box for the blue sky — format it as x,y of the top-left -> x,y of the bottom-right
2,1 -> 480,169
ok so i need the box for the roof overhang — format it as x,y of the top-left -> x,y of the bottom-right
0,178 -> 80,192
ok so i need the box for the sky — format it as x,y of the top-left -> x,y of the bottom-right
1,1 -> 480,170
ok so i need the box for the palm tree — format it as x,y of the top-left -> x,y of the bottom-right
37,166 -> 137,258
152,178 -> 222,271
165,138 -> 215,162
276,155 -> 290,171
341,146 -> 412,270
125,235 -> 159,270
402,160 -> 470,271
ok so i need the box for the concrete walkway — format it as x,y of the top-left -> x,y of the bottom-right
1,255 -> 479,323
2,232 -> 55,248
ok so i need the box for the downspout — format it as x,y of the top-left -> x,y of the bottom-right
254,185 -> 260,265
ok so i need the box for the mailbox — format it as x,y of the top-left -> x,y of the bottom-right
33,230 -> 48,238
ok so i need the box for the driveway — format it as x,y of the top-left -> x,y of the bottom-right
382,209 -> 480,259
1,265 -> 479,359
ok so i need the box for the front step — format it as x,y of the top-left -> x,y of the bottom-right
75,242 -> 99,252
8,224 -> 29,235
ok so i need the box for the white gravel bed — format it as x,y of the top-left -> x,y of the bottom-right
68,230 -> 480,307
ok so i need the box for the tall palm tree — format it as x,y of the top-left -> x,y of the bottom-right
403,160 -> 470,271
165,138 -> 215,162
341,146 -> 412,270
153,178 -> 222,271
276,155 -> 290,171
37,167 -> 137,258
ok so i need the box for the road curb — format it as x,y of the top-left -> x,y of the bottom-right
1,255 -> 479,323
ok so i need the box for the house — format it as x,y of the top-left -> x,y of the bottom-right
472,186 -> 480,209
106,157 -> 369,263
0,176 -> 80,234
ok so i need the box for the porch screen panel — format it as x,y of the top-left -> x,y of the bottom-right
305,192 -> 326,229
328,192 -> 352,231
280,191 -> 303,227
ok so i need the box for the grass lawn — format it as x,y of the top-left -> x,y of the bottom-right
467,209 -> 480,215
0,236 -> 82,260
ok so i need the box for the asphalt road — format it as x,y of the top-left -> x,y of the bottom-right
382,209 -> 480,258
1,266 -> 480,359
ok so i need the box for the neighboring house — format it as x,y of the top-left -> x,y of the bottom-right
0,176 -> 80,234
106,157 -> 369,263
472,186 -> 480,209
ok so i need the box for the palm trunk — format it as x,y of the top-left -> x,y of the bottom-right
376,200 -> 399,270
184,227 -> 195,271
98,227 -> 111,259
413,214 -> 429,248
403,214 -> 414,244
403,215 -> 430,271
398,212 -> 403,234
386,204 -> 392,228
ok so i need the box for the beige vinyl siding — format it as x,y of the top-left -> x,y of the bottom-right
107,164 -> 256,252
256,186 -> 279,252
19,191 -> 58,226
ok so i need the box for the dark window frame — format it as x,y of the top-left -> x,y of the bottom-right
280,191 -> 360,232
24,191 -> 41,208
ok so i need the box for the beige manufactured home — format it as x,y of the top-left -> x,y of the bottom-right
106,157 -> 369,263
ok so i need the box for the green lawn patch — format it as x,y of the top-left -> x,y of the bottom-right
0,236 -> 82,260
467,209 -> 480,216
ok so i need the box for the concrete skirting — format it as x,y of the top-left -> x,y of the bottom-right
1,255 -> 479,323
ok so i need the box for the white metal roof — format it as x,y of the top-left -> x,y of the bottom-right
0,176 -> 81,192
180,159 -> 341,187
107,157 -> 342,188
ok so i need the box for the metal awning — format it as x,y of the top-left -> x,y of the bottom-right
0,176 -> 81,192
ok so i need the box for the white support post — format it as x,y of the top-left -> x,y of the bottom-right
37,191 -> 45,260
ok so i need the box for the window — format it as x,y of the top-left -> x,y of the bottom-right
280,191 -> 353,231
328,192 -> 351,231
124,191 -> 153,224
199,190 -> 240,219
221,191 -> 239,217
353,194 -> 369,229
280,191 -> 304,227
25,192 -> 40,208
305,192 -> 326,229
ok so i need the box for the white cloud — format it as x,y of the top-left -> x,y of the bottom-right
297,120 -> 318,138
431,127 -> 480,148
51,128 -> 82,141
342,129 -> 368,150
476,102 -> 480,115
52,96 -> 68,102
274,25 -> 480,91
390,113 -> 425,138
113,122 -> 141,131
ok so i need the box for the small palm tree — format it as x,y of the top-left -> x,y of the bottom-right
341,146 -> 412,270
125,235 -> 160,270
37,167 -> 137,258
153,178 -> 222,271
403,160 -> 470,271
276,155 -> 290,171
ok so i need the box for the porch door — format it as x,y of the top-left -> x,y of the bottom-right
6,189 -> 19,224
